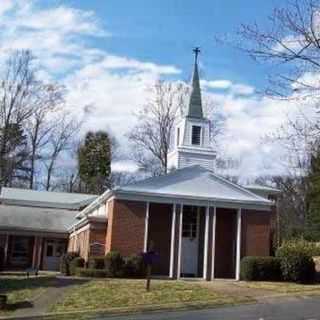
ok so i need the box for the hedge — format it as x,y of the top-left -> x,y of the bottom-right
105,251 -> 124,277
69,257 -> 85,276
276,244 -> 315,283
277,239 -> 320,257
123,254 -> 146,278
60,252 -> 79,276
75,268 -> 109,278
240,256 -> 282,281
88,256 -> 105,270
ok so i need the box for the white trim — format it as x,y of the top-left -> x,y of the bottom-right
169,204 -> 176,278
236,208 -> 242,280
203,205 -> 209,279
177,204 -> 183,279
144,202 -> 150,252
211,206 -> 216,280
115,191 -> 271,211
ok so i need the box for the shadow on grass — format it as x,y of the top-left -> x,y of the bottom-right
3,300 -> 33,311
0,275 -> 90,312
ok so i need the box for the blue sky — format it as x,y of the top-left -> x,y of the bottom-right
0,0 -> 301,179
70,0 -> 285,88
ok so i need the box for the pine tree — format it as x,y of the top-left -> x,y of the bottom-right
78,131 -> 111,194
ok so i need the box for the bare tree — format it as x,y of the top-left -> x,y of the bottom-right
25,83 -> 65,189
0,50 -> 37,186
42,113 -> 81,191
233,0 -> 320,98
128,80 -> 188,175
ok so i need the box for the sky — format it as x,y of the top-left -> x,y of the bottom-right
0,0 -> 304,181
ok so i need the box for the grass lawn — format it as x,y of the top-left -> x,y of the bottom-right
0,275 -> 56,315
51,279 -> 252,315
238,281 -> 320,295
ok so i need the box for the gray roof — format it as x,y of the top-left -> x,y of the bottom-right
244,184 -> 281,193
187,59 -> 204,119
0,204 -> 78,233
115,165 -> 271,207
0,187 -> 98,210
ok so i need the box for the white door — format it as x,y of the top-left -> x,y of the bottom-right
181,207 -> 199,277
43,240 -> 66,271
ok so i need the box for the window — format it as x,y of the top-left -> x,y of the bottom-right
191,125 -> 201,145
182,207 -> 198,239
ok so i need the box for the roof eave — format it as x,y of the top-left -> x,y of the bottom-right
114,189 -> 272,211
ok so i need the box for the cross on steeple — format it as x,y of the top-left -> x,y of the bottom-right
193,47 -> 201,64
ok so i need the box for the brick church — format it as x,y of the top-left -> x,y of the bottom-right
0,51 -> 278,280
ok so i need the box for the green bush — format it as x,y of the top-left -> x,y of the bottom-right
123,254 -> 146,278
69,257 -> 85,275
278,239 -> 320,257
60,252 -> 79,276
88,256 -> 105,269
240,256 -> 282,281
75,268 -> 108,278
276,242 -> 316,283
105,251 -> 124,277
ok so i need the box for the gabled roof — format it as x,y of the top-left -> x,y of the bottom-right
0,187 -> 98,210
0,204 -> 77,234
115,165 -> 272,208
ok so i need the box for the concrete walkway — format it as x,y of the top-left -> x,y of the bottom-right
12,277 -> 83,318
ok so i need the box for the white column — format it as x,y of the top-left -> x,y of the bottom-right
211,206 -> 216,280
177,204 -> 183,279
4,233 -> 9,266
203,205 -> 210,279
236,208 -> 242,281
143,202 -> 150,252
169,204 -> 176,278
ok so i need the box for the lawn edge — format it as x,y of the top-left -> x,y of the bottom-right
0,298 -> 255,320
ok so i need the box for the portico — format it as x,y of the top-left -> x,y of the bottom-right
142,195 -> 267,281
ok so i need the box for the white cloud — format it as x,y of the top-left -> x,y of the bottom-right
201,79 -> 232,89
0,0 -> 308,178
201,79 -> 254,96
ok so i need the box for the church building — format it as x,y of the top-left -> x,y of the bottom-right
0,50 -> 277,280
69,50 -> 275,280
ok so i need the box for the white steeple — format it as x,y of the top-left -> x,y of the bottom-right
168,48 -> 216,171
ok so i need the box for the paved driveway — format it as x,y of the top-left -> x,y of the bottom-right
96,296 -> 320,320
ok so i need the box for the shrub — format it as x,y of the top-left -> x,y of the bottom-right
277,239 -> 320,257
69,257 -> 85,276
60,252 -> 79,276
88,256 -> 105,269
123,254 -> 146,278
75,268 -> 108,278
276,242 -> 316,283
105,251 -> 124,277
240,256 -> 282,281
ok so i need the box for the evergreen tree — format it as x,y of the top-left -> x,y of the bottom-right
305,148 -> 320,241
78,131 -> 111,194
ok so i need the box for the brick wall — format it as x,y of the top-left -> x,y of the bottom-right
89,227 -> 106,256
241,210 -> 271,257
106,199 -> 146,257
148,203 -> 172,276
214,208 -> 237,279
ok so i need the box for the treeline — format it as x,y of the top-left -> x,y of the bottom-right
0,50 -> 112,195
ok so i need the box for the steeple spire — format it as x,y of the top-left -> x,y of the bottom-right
187,47 -> 204,118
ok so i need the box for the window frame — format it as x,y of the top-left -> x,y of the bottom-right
191,125 -> 202,146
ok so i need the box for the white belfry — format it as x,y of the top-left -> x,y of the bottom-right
168,48 -> 216,171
